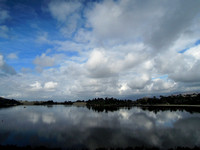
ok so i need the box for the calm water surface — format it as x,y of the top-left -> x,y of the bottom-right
0,105 -> 200,149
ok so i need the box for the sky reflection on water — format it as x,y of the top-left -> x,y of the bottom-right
0,105 -> 200,149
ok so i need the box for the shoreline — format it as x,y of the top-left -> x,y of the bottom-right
2,102 -> 200,108
135,104 -> 200,107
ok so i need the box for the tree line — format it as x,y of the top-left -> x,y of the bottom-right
134,93 -> 200,105
1,93 -> 200,108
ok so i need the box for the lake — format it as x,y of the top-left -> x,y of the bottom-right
0,105 -> 200,149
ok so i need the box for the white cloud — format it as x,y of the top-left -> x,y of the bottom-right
85,45 -> 149,79
33,53 -> 65,72
86,49 -> 116,78
169,60 -> 200,83
44,81 -> 58,91
30,80 -> 58,92
30,81 -> 42,91
86,0 -> 165,44
185,45 -> 200,60
149,79 -> 176,92
128,74 -> 151,90
119,83 -> 129,94
87,0 -> 200,50
34,53 -> 56,68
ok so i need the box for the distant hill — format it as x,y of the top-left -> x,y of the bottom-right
0,97 -> 21,107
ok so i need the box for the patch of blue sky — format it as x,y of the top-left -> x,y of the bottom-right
195,39 -> 200,45
1,36 -> 50,55
7,60 -> 35,72
65,51 -> 79,57
5,2 -> 39,25
179,47 -> 189,53
4,0 -> 63,41
152,74 -> 168,80
179,39 -> 200,53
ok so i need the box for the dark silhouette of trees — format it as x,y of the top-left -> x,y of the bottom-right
0,97 -> 21,107
86,97 -> 133,112
34,100 -> 73,105
133,93 -> 200,105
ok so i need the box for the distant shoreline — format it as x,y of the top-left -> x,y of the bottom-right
1,92 -> 200,109
135,104 -> 200,107
1,144 -> 200,150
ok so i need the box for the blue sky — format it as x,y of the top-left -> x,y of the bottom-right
179,40 -> 200,53
0,0 -> 200,101
0,0 -> 86,71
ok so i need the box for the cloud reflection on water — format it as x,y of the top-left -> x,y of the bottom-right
0,106 -> 200,149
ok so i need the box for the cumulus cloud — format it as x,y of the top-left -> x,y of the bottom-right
44,81 -> 58,91
30,81 -> 42,91
33,53 -> 65,72
86,49 -> 116,78
185,44 -> 200,60
128,74 -> 151,90
34,53 -> 55,67
149,79 -> 176,92
170,60 -> 200,83
87,0 -> 200,49
86,0 -> 163,44
86,45 -> 149,79
30,80 -> 58,92
145,1 -> 200,50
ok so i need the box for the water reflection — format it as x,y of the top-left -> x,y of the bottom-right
0,105 -> 200,149
87,105 -> 200,114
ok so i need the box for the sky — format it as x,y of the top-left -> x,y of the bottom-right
0,0 -> 200,101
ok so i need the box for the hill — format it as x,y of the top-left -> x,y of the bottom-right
0,97 -> 21,107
